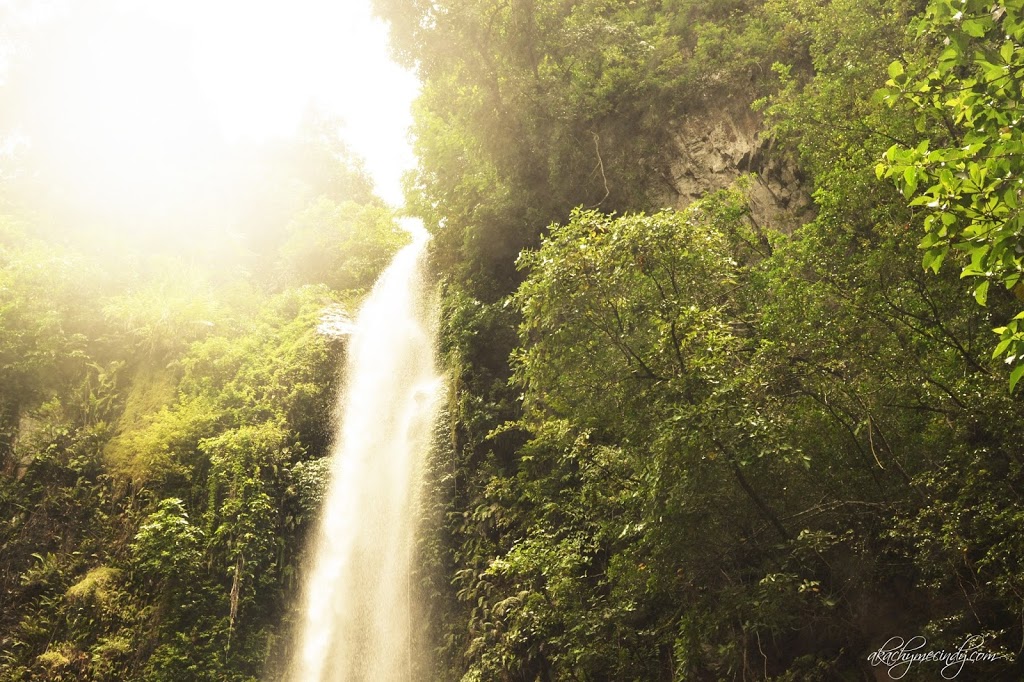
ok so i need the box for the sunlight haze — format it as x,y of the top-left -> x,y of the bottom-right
4,0 -> 418,207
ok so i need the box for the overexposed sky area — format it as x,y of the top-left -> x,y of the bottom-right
1,0 -> 419,206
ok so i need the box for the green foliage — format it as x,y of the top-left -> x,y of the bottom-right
65,566 -> 122,604
408,1 -> 1024,678
277,198 -> 408,292
485,195 -> 833,679
0,228 -> 94,462
100,267 -> 222,362
104,394 -> 223,486
879,0 -> 1024,387
7,1 -> 1024,680
514,197 -> 751,426
383,0 -> 790,300
131,498 -> 203,583
456,176 -> 1024,678
0,122 -> 404,679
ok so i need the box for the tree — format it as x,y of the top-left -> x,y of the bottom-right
879,0 -> 1024,388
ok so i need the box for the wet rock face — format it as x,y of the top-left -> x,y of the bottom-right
666,103 -> 813,232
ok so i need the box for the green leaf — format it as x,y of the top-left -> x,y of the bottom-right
1001,40 -> 1015,64
923,245 -> 949,273
887,61 -> 905,79
904,167 -> 920,196
1010,363 -> 1024,392
1004,187 -> 1019,210
974,280 -> 990,305
961,19 -> 988,39
994,337 -> 1013,358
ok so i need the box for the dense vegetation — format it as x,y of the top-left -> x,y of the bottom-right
0,111 -> 408,678
374,0 -> 1024,678
4,0 -> 1024,680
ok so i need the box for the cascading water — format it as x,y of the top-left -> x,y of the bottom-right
287,218 -> 442,682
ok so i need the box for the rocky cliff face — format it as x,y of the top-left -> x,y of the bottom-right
667,102 -> 812,231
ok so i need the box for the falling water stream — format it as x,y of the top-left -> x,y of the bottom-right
287,219 -> 442,682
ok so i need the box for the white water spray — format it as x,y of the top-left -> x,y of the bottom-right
287,219 -> 441,682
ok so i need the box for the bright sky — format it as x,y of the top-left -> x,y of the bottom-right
3,0 -> 420,207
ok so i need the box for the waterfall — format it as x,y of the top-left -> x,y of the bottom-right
287,218 -> 442,682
